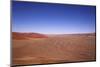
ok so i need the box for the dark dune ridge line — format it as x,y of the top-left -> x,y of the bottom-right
12,32 -> 48,40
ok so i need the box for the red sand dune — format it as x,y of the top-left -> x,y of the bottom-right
12,32 -> 48,40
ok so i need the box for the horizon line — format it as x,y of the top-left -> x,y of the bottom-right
12,31 -> 96,34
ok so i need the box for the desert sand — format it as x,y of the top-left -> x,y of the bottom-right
12,32 -> 96,66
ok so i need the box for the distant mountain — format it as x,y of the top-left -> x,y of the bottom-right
12,32 -> 48,40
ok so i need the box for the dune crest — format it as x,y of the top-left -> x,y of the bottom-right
12,32 -> 48,40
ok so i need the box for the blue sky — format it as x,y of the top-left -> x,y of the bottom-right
12,1 -> 96,34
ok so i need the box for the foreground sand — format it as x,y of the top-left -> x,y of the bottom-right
12,34 -> 96,66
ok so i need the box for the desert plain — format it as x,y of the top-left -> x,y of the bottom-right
12,32 -> 96,66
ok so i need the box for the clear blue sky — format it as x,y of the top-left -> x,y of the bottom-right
12,1 -> 96,34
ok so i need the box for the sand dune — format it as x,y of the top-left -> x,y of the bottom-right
12,32 -> 48,40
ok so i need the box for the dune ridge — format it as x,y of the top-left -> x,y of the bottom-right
12,32 -> 48,40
